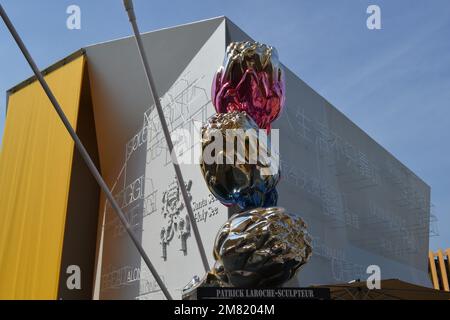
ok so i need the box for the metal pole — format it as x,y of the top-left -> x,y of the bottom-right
123,0 -> 210,272
0,3 -> 173,300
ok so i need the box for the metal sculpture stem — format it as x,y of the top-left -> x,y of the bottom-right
123,0 -> 210,272
0,3 -> 173,300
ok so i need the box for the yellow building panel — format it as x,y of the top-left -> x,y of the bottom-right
0,56 -> 85,299
437,249 -> 449,291
446,249 -> 450,278
428,250 -> 439,290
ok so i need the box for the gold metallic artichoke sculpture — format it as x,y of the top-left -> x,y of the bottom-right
200,111 -> 279,209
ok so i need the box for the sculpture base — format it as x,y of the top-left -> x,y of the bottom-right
183,287 -> 330,300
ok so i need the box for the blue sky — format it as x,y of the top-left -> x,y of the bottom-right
0,0 -> 448,250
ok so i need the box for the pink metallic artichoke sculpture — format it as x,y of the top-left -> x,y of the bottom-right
212,41 -> 286,130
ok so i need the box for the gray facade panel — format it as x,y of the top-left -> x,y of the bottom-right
275,67 -> 430,287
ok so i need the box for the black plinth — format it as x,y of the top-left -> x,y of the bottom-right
183,287 -> 331,300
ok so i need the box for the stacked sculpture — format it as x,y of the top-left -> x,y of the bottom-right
183,42 -> 312,298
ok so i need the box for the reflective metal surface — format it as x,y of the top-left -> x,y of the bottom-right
183,207 -> 312,295
200,111 -> 280,209
212,41 -> 285,130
